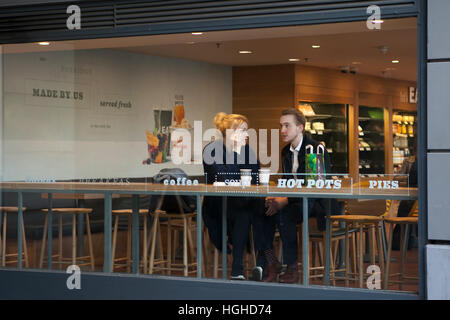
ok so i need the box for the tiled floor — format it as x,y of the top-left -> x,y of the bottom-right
306,248 -> 419,292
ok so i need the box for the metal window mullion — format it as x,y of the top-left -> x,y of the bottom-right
17,192 -> 23,269
103,192 -> 113,273
131,194 -> 140,274
302,196 -> 309,286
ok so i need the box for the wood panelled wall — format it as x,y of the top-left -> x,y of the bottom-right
233,64 -> 417,179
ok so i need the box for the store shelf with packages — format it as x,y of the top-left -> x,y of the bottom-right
392,111 -> 416,173
298,101 -> 349,174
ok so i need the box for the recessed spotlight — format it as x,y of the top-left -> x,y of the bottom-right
289,58 -> 300,62
312,45 -> 320,49
191,32 -> 203,35
239,50 -> 253,54
39,42 -> 50,46
392,59 -> 400,64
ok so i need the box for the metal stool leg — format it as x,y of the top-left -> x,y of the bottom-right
384,222 -> 395,290
111,216 -> 119,271
85,213 -> 95,271
358,223 -> 364,288
21,219 -> 29,268
72,213 -> 77,266
2,213 -> 7,266
58,214 -> 63,270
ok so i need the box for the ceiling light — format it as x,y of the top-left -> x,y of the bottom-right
352,61 -> 362,65
191,32 -> 203,35
186,42 -> 196,45
312,45 -> 320,49
372,20 -> 384,24
239,50 -> 253,54
392,59 -> 400,64
289,58 -> 300,62
38,42 -> 50,46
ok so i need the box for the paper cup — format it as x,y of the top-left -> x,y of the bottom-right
258,169 -> 271,185
240,169 -> 252,187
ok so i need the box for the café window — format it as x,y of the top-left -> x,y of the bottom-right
0,17 -> 419,293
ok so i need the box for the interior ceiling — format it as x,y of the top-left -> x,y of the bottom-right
4,17 -> 417,81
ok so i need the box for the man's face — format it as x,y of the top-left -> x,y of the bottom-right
280,115 -> 303,143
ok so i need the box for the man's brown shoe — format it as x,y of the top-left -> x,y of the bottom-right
278,265 -> 299,284
263,262 -> 282,282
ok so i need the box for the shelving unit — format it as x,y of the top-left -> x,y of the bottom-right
233,63 -> 418,180
393,111 -> 416,173
298,102 -> 348,174
358,106 -> 385,174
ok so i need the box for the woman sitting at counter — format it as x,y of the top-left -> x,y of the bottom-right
202,112 -> 265,280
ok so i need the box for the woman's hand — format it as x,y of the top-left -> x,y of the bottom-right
265,197 -> 288,216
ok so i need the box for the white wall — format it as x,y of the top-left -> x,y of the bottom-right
426,0 -> 450,299
2,49 -> 232,180
427,245 -> 450,300
0,45 -> 3,182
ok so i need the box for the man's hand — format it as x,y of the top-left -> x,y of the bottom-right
265,197 -> 288,216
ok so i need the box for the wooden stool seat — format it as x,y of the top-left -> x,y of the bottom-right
112,209 -> 149,215
39,208 -> 95,270
384,217 -> 418,224
42,208 -> 92,214
330,215 -> 382,223
0,207 -> 29,267
151,211 -> 196,219
0,206 -> 27,212
111,208 -> 149,273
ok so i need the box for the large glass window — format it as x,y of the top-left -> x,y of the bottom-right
0,17 -> 419,293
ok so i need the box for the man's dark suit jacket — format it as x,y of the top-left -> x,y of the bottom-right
280,134 -> 336,231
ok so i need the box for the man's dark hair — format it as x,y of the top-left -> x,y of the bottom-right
281,108 -> 306,132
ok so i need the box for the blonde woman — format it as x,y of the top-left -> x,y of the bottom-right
202,112 -> 265,280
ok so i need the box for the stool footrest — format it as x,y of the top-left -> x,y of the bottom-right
2,253 -> 26,257
152,267 -> 197,274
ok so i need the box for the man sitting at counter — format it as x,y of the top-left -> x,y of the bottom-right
261,108 -> 332,284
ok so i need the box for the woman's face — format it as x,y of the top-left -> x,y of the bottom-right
231,122 -> 249,145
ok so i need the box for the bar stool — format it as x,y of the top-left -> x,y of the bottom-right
111,208 -> 149,273
39,208 -> 95,271
307,224 -> 358,285
328,215 -> 384,288
383,216 -> 419,290
203,226 -> 224,278
148,209 -> 199,276
0,206 -> 29,267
